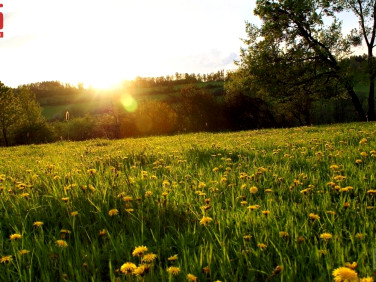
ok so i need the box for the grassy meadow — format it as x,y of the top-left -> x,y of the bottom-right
0,122 -> 376,281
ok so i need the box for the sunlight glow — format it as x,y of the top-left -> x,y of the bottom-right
120,94 -> 138,112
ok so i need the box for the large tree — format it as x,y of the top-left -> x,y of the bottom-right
233,0 -> 375,121
341,0 -> 376,119
0,82 -> 21,146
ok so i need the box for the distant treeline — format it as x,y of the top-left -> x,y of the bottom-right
0,56 -> 371,146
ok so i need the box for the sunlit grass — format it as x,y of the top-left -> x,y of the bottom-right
0,122 -> 375,281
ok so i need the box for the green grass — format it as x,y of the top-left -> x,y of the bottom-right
0,122 -> 375,281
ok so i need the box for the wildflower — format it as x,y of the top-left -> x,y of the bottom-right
132,245 -> 148,257
332,267 -> 358,282
309,213 -> 320,220
327,211 -> 336,215
108,209 -> 119,217
87,169 -> 97,176
70,211 -> 78,217
257,243 -> 267,250
240,201 -> 247,206
33,221 -> 44,227
10,233 -> 22,240
187,273 -> 198,281
120,262 -> 137,274
330,165 -> 339,170
0,255 -> 12,264
145,190 -> 153,197
344,202 -> 350,208
199,216 -> 213,226
61,197 -> 69,202
141,253 -> 157,263
359,138 -> 368,145
249,186 -> 258,194
367,189 -> 376,195
265,189 -> 272,193
262,210 -> 270,215
360,277 -> 374,282
133,264 -> 150,276
355,233 -> 364,239
123,196 -> 132,202
279,231 -> 289,238
18,249 -> 30,255
166,266 -> 180,275
298,236 -> 305,243
320,233 -> 333,241
247,205 -> 260,211
203,266 -> 210,275
125,208 -> 134,213
99,229 -> 106,236
360,151 -> 368,157
243,235 -> 251,241
168,254 -> 178,261
356,159 -> 362,164
344,262 -> 357,270
56,240 -> 68,248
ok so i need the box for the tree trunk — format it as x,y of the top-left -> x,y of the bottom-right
368,79 -> 375,121
343,80 -> 367,121
2,127 -> 8,147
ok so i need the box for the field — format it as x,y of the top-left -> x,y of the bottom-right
0,122 -> 376,281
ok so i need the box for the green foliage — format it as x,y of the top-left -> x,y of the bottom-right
0,123 -> 375,280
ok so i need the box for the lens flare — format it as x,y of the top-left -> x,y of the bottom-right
120,95 -> 138,112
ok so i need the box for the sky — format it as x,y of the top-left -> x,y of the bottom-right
0,0 -> 364,89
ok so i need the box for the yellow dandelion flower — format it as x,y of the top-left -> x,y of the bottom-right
279,231 -> 289,238
168,254 -> 178,261
18,249 -> 30,255
125,208 -> 134,213
203,265 -> 210,275
108,209 -> 119,216
330,165 -> 339,170
359,138 -> 368,144
70,211 -> 78,216
123,196 -> 133,202
344,262 -> 357,270
249,186 -> 258,194
262,210 -> 270,215
133,264 -> 150,276
99,229 -> 106,236
309,213 -> 320,220
166,266 -> 180,275
332,267 -> 358,282
187,273 -> 198,281
199,216 -> 213,226
360,151 -> 368,157
0,255 -> 12,264
265,189 -> 272,193
355,233 -> 364,239
120,262 -> 137,274
145,190 -> 153,197
356,159 -> 362,164
257,243 -> 267,250
320,233 -> 333,240
33,221 -> 44,227
367,189 -> 376,195
87,169 -> 97,176
60,229 -> 71,234
132,245 -> 148,257
360,277 -> 374,282
56,240 -> 68,248
10,233 -> 22,240
61,197 -> 69,202
141,253 -> 157,263
243,235 -> 251,240
247,205 -> 260,211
